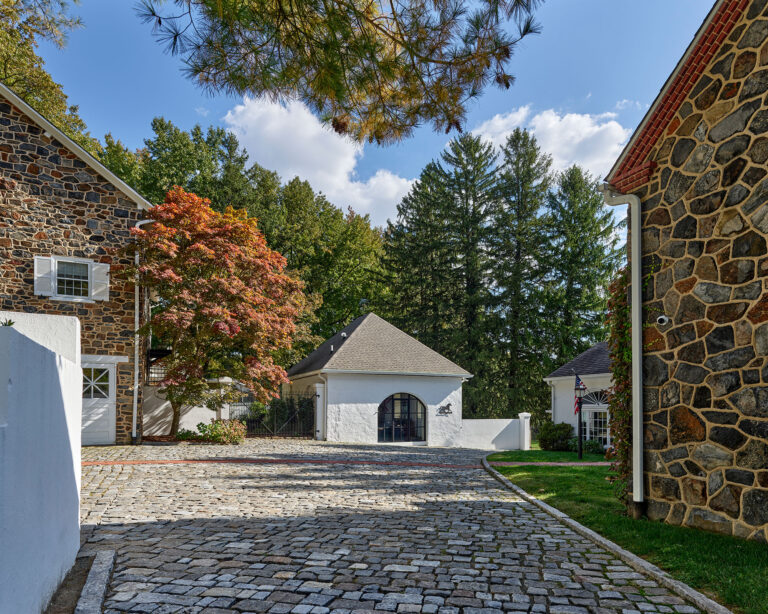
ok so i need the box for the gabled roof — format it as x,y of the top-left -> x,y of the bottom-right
545,342 -> 611,379
0,81 -> 151,210
287,313 -> 472,378
606,0 -> 748,193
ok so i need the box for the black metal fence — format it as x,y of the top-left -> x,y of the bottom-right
229,393 -> 316,438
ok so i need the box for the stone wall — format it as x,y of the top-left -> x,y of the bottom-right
0,97 -> 144,444
629,1 -> 768,540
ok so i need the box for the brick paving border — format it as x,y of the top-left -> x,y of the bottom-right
481,458 -> 733,614
82,457 -> 482,470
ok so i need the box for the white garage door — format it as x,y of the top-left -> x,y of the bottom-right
81,363 -> 116,445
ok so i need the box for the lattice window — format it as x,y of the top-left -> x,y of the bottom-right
83,367 -> 110,399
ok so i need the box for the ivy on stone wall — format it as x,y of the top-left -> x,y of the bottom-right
606,267 -> 632,502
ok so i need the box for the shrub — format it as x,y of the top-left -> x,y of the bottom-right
174,419 -> 247,444
197,419 -> 247,444
566,437 -> 606,455
538,422 -> 573,451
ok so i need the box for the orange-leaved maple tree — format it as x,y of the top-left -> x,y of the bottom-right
126,187 -> 307,435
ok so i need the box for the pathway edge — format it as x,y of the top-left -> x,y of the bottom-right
73,549 -> 115,614
482,457 -> 732,614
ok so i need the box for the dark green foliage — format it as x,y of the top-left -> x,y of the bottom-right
566,437 -> 606,455
543,166 -> 623,365
538,422 -> 574,451
490,128 -> 553,422
380,134 -> 498,417
100,120 -> 383,360
381,130 -> 620,421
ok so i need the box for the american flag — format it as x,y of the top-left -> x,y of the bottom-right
574,374 -> 587,414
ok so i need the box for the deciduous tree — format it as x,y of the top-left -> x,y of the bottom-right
125,187 -> 307,435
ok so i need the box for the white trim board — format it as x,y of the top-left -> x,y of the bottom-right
82,355 -> 129,364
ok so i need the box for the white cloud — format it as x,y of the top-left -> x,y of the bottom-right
195,106 -> 210,117
474,107 -> 631,179
223,97 -> 412,227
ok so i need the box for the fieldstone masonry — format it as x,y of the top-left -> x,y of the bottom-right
625,0 -> 768,539
0,96 -> 145,444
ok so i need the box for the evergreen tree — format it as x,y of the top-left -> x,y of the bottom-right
380,162 -> 456,353
544,166 -> 622,365
435,134 -> 498,417
491,128 -> 552,420
381,135 -> 498,417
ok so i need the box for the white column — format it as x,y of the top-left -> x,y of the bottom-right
518,412 -> 532,450
314,382 -> 326,440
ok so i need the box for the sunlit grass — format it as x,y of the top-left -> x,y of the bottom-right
496,464 -> 768,614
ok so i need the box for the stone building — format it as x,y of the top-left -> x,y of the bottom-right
605,0 -> 768,539
0,82 -> 151,445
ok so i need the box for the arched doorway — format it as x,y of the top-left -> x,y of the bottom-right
378,393 -> 426,443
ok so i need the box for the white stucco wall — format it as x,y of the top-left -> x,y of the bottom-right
546,373 -> 612,431
0,325 -> 82,613
461,416 -> 531,450
0,310 -> 81,365
142,386 -> 229,436
323,373 -> 464,447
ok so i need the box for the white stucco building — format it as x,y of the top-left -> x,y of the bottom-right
285,313 -> 472,447
543,342 -> 613,448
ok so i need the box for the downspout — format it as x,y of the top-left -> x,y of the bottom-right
132,219 -> 153,444
318,373 -> 328,441
599,186 -> 644,504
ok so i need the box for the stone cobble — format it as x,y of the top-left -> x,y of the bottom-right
80,441 -> 701,613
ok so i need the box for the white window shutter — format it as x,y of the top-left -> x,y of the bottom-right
33,256 -> 54,296
91,262 -> 110,301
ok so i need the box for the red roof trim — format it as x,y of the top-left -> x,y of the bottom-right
607,0 -> 749,192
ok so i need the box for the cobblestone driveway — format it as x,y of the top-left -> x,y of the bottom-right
80,441 -> 700,614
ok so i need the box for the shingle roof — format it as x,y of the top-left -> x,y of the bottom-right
545,342 -> 611,379
287,313 -> 472,378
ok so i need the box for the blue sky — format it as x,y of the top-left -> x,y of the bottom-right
39,1 -> 713,226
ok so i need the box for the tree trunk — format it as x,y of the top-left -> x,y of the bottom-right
168,401 -> 181,436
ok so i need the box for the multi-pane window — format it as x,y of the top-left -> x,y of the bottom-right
83,367 -> 110,399
378,393 -> 426,442
56,261 -> 90,298
589,410 -> 610,448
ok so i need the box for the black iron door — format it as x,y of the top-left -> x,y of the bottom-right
377,393 -> 426,442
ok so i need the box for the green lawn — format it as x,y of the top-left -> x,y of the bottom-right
494,463 -> 768,614
487,447 -> 607,463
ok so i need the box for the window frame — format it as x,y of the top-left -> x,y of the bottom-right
51,255 -> 95,302
585,407 -> 611,448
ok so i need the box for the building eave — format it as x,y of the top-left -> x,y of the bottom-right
0,81 -> 152,210
543,373 -> 612,383
606,0 -> 747,192
290,368 -> 473,380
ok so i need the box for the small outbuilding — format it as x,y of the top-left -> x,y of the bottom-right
285,313 -> 472,447
544,342 -> 612,448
